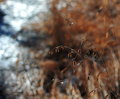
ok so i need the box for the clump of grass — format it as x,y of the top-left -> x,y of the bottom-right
38,0 -> 120,98
5,0 -> 120,99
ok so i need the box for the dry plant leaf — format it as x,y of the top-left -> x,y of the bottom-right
39,60 -> 59,72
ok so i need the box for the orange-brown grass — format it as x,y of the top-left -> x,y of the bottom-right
39,0 -> 120,99
13,0 -> 120,99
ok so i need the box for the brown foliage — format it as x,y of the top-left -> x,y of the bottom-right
15,0 -> 120,99
39,0 -> 120,98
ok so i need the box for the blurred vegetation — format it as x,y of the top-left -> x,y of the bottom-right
25,0 -> 120,98
1,0 -> 120,99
